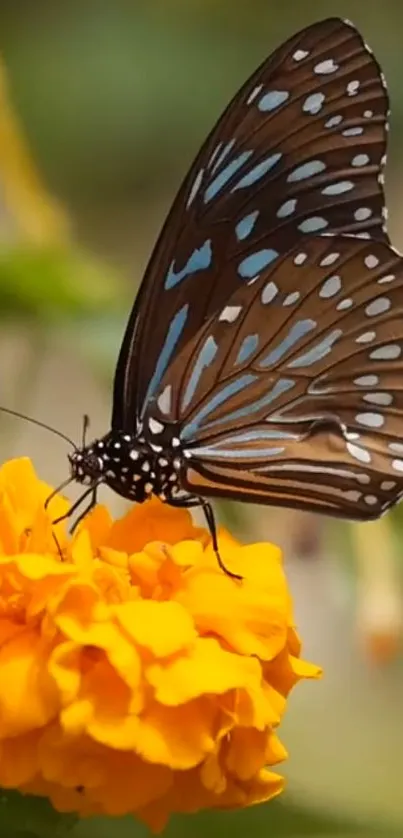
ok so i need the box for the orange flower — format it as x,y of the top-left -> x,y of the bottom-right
0,457 -> 321,832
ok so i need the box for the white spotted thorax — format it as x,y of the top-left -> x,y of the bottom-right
69,426 -> 184,503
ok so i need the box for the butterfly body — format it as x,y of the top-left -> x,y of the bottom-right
69,429 -> 185,503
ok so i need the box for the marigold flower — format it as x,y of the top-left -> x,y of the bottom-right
0,457 -> 321,832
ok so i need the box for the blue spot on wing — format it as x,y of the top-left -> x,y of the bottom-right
180,373 -> 258,441
287,160 -> 326,182
182,336 -> 218,410
192,444 -> 286,459
259,320 -> 317,367
165,239 -> 212,290
258,90 -> 289,112
204,151 -> 253,203
235,210 -> 259,241
223,429 -> 296,442
235,334 -> 259,365
142,304 -> 189,414
187,428 -> 298,459
232,153 -> 282,191
238,249 -> 279,278
181,378 -> 296,442
287,329 -> 342,368
196,378 -> 296,433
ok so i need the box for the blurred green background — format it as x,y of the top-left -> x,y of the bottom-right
0,1 -> 403,837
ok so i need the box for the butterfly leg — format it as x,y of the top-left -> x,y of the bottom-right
52,486 -> 98,532
169,494 -> 241,579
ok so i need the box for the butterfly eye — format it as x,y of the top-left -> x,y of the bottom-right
70,451 -> 103,481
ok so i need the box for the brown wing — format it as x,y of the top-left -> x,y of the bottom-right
146,235 -> 403,520
112,18 -> 390,431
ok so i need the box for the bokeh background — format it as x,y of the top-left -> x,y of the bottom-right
0,1 -> 402,836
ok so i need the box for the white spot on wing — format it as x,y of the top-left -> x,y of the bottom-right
157,384 -> 172,415
336,298 -> 353,311
246,83 -> 263,104
186,168 -> 204,208
148,417 -> 164,434
352,153 -> 370,167
314,58 -> 338,75
356,331 -> 376,344
261,281 -> 278,305
320,252 -> 340,267
363,392 -> 393,406
354,374 -> 379,386
345,490 -> 362,502
219,305 -> 242,322
365,298 -> 391,316
356,412 -> 384,428
365,254 -> 380,269
378,274 -> 395,285
355,207 -> 372,221
347,80 -> 360,95
319,275 -> 341,298
302,93 -> 325,114
370,345 -> 401,360
283,291 -> 300,306
347,442 -> 371,463
342,127 -> 364,137
325,115 -> 342,128
293,48 -> 309,61
322,181 -> 354,196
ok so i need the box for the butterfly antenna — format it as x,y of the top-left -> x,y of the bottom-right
0,406 -> 76,449
82,414 -> 90,448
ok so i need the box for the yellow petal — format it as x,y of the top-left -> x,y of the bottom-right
146,636 -> 262,705
0,629 -> 59,736
116,600 -> 196,657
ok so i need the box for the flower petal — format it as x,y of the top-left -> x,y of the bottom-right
116,600 -> 196,657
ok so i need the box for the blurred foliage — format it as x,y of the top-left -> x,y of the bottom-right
71,798 -> 401,838
0,246 -> 121,321
0,790 -> 76,838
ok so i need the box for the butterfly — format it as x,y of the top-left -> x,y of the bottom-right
59,17 -> 403,571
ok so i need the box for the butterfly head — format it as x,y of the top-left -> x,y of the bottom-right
68,446 -> 105,487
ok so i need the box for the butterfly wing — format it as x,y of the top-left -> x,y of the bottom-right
145,236 -> 403,520
113,17 -> 390,431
